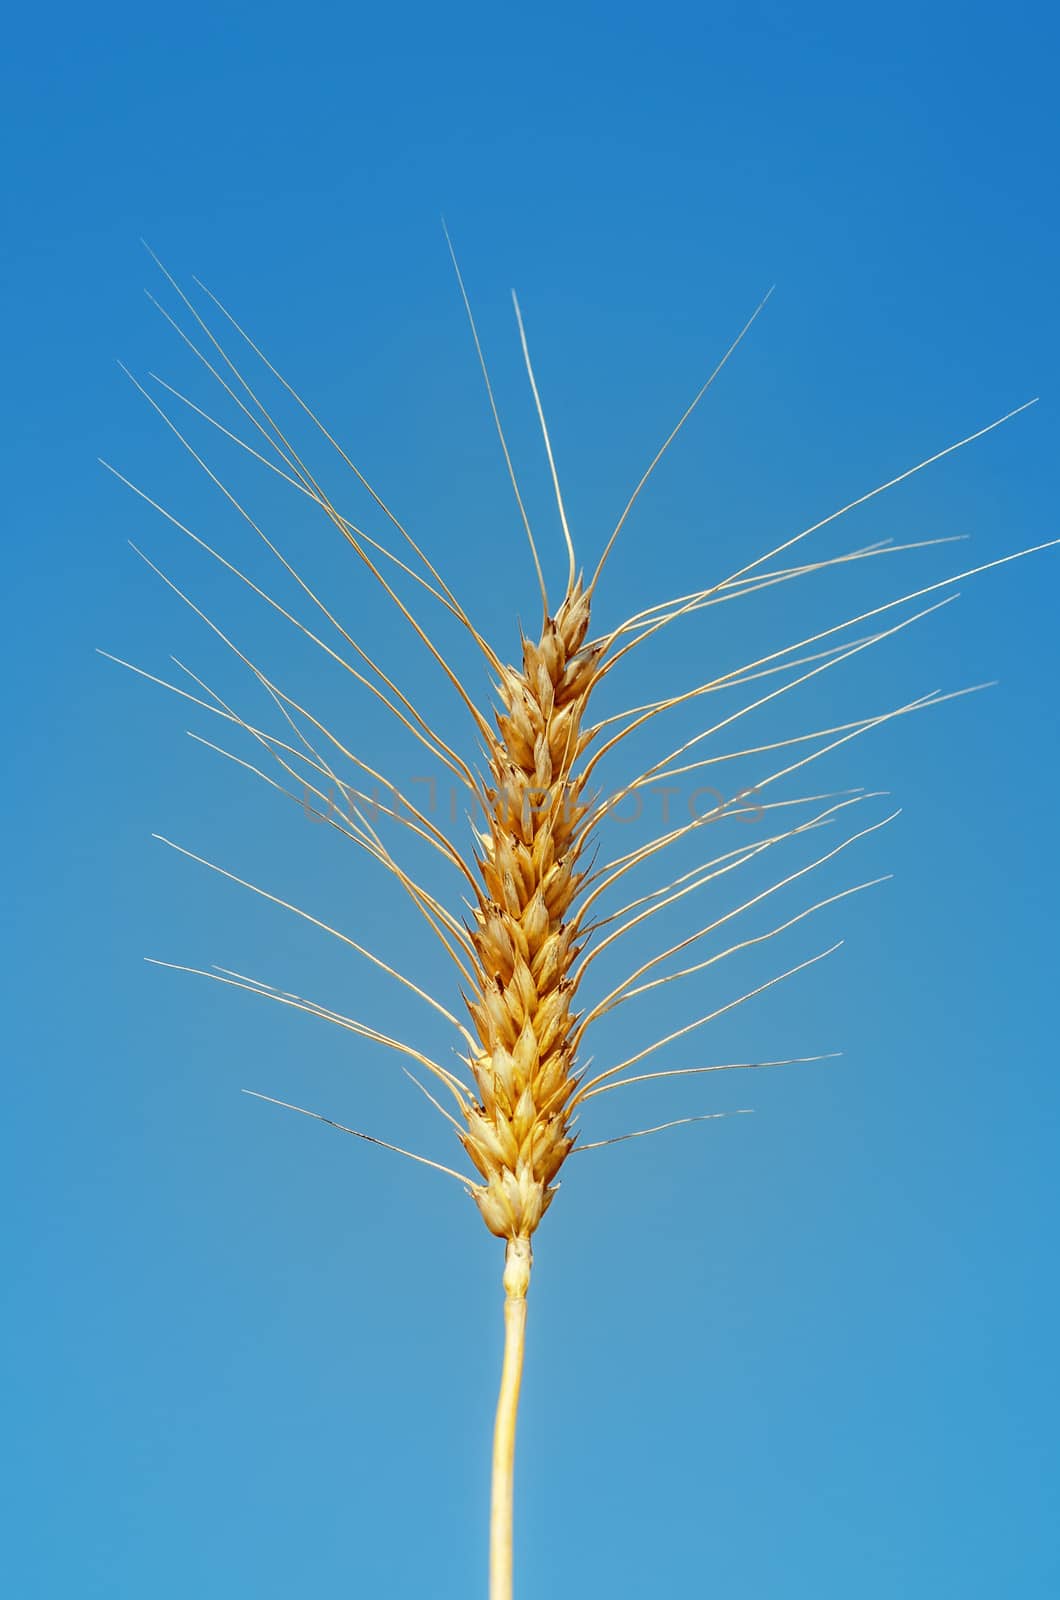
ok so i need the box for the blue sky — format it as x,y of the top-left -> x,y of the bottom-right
4,3 -> 1059,1596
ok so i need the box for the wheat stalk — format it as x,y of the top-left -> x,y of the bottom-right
105,236 -> 1056,1598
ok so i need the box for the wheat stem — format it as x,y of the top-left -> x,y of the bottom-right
491,1237 -> 531,1600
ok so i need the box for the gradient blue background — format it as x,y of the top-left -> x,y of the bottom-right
4,3 -> 1058,1596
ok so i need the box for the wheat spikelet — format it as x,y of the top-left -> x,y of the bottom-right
106,240 -> 1057,1600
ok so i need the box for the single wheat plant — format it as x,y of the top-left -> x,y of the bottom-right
105,234 -> 1056,1598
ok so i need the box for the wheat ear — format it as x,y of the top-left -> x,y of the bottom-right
107,240 -> 1057,1599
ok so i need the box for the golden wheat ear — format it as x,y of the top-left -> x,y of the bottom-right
107,247 -> 1056,1600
